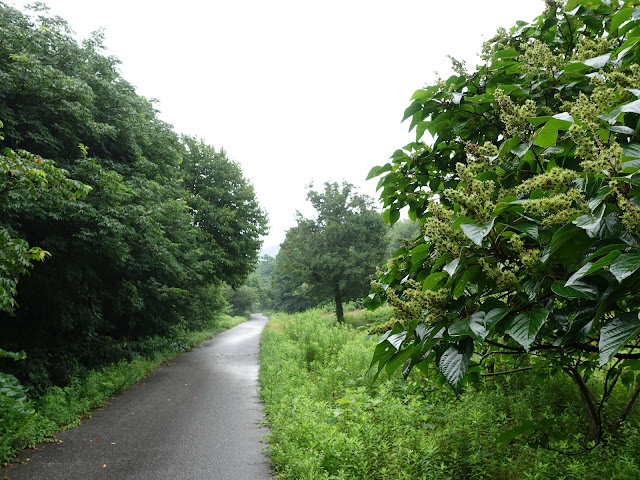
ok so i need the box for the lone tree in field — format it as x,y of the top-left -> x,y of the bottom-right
367,0 -> 640,448
276,181 -> 386,322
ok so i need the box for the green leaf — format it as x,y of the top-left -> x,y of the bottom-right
551,280 -> 598,299
453,266 -> 481,298
494,49 -> 520,59
599,313 -> 640,366
438,339 -> 473,391
385,348 -> 413,376
410,244 -> 431,272
366,163 -> 392,180
511,141 -> 533,158
610,7 -> 633,34
505,222 -> 539,240
598,99 -> 640,124
505,309 -> 549,351
496,420 -> 536,444
533,124 -> 558,149
582,53 -> 611,68
566,250 -> 621,285
572,203 -> 605,238
443,257 -> 460,276
609,253 -> 640,282
541,223 -> 581,265
460,218 -> 495,246
623,144 -> 640,160
449,308 -> 509,341
555,308 -> 596,347
423,272 -> 448,291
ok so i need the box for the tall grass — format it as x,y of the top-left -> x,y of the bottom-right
0,315 -> 246,464
259,310 -> 640,479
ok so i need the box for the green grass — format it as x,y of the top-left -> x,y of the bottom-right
259,310 -> 640,479
0,314 -> 246,465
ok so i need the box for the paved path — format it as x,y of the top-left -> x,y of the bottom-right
4,314 -> 271,480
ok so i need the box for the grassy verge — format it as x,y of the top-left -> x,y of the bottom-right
259,310 -> 640,479
0,314 -> 246,465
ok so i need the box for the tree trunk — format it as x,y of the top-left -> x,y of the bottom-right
334,287 -> 344,323
610,382 -> 640,434
567,366 -> 601,443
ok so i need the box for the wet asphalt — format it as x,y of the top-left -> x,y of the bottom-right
3,314 -> 271,480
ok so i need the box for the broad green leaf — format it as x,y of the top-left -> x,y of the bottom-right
582,53 -> 611,68
541,223 -> 581,264
423,272 -> 448,291
572,203 -> 605,238
505,222 -> 539,240
366,163 -> 392,180
438,339 -> 473,390
610,7 -> 633,34
493,49 -> 520,59
609,125 -> 636,135
449,308 -> 509,341
533,124 -> 558,148
599,99 -> 640,124
387,331 -> 407,350
585,244 -> 628,263
566,250 -> 621,285
385,348 -> 413,376
460,218 -> 495,246
554,308 -> 596,347
609,253 -> 640,282
623,144 -> 640,160
512,141 -> 533,158
496,420 -> 536,444
453,266 -> 481,298
551,280 -> 598,299
599,312 -> 640,366
443,257 -> 460,276
410,244 -> 431,272
505,309 -> 549,351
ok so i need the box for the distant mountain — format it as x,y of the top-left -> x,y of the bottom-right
260,244 -> 280,258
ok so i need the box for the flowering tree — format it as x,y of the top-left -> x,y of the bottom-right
367,0 -> 640,447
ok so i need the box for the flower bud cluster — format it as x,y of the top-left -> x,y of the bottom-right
478,258 -> 520,291
515,168 -> 580,196
611,182 -> 640,235
495,88 -> 536,138
522,189 -> 584,226
572,37 -> 611,62
423,201 -> 466,257
520,39 -> 560,77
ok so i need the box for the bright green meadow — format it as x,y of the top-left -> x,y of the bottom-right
259,310 -> 640,479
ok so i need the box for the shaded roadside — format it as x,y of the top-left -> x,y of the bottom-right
3,314 -> 271,480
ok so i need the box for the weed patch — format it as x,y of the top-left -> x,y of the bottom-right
259,310 -> 640,479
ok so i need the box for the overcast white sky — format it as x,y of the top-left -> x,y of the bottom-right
12,0 -> 544,248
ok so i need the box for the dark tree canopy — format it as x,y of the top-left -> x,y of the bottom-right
368,0 -> 640,447
274,181 -> 386,321
0,3 -> 267,387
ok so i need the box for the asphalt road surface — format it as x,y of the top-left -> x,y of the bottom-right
3,314 -> 271,480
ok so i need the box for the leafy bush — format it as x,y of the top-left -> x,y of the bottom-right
367,0 -> 640,447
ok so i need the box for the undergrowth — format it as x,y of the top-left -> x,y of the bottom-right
259,310 -> 640,479
0,314 -> 246,465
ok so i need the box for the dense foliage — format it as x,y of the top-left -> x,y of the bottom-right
260,311 -> 640,479
0,3 -> 267,392
272,182 -> 386,321
368,0 -> 640,447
